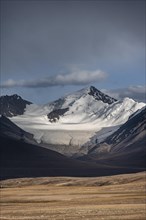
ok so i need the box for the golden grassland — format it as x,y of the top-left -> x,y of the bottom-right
0,172 -> 146,220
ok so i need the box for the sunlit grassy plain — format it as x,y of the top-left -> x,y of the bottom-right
0,172 -> 146,220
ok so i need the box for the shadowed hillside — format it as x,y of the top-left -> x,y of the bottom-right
1,134 -> 145,180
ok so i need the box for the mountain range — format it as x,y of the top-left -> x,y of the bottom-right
0,86 -> 146,179
3,86 -> 145,156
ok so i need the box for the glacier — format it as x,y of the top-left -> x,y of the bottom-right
10,86 -> 145,156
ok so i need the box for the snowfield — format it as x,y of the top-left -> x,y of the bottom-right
10,87 -> 145,155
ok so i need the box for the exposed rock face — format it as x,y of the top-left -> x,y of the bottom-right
0,94 -> 32,117
47,108 -> 69,122
88,86 -> 117,104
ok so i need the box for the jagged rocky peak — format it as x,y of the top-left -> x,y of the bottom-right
10,94 -> 21,98
88,86 -> 117,104
0,94 -> 32,117
1,94 -> 24,101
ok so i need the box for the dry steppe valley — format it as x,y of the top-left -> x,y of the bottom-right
0,172 -> 146,220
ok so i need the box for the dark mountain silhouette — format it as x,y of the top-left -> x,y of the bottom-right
1,134 -> 145,180
0,115 -> 33,141
0,94 -> 32,117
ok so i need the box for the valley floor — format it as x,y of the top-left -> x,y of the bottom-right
0,172 -> 146,220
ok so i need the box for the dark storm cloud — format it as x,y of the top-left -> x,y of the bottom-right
1,0 -> 145,80
102,85 -> 146,103
1,69 -> 107,88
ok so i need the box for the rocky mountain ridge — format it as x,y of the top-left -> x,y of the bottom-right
0,94 -> 32,117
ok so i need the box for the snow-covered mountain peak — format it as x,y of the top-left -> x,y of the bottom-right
45,86 -> 117,109
41,86 -> 117,122
23,86 -> 145,121
7,86 -> 145,153
116,97 -> 145,113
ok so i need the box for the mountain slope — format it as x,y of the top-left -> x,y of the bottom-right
103,107 -> 146,153
80,107 -> 146,168
0,94 -> 32,117
0,115 -> 34,142
1,131 -> 145,180
90,106 -> 146,154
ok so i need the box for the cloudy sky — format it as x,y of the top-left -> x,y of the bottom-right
1,0 -> 145,103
